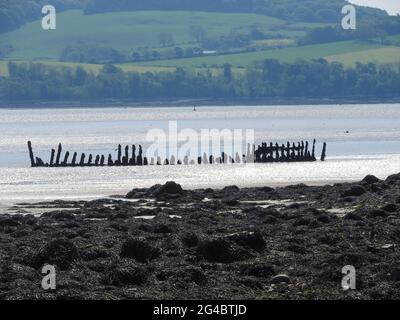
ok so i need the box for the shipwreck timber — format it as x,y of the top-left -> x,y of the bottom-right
27,139 -> 326,168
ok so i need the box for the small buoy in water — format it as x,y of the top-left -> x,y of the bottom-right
345,130 -> 349,134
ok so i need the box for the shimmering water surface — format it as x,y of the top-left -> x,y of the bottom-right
1,104 -> 400,204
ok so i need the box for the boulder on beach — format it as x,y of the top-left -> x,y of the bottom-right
126,181 -> 184,199
361,175 -> 381,185
386,173 -> 400,184
154,181 -> 184,196
222,185 -> 240,193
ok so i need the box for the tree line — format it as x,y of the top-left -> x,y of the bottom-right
84,0 -> 389,23
1,0 -> 395,34
1,59 -> 399,101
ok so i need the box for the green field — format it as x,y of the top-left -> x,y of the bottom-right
133,41 -> 388,67
0,60 -> 175,77
325,47 -> 400,66
0,60 -> 249,77
0,10 -> 332,61
388,34 -> 400,44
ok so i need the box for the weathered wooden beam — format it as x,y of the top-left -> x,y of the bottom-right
321,142 -> 327,161
50,149 -> 55,166
62,151 -> 70,166
123,145 -> 129,166
71,152 -> 77,166
130,145 -> 136,166
79,153 -> 86,166
108,154 -> 113,166
95,155 -> 100,166
312,139 -> 316,158
88,154 -> 93,166
137,145 -> 143,166
55,143 -> 62,166
117,144 -> 122,165
27,141 -> 36,167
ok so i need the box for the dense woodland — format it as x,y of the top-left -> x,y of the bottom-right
0,0 -> 85,33
1,59 -> 399,101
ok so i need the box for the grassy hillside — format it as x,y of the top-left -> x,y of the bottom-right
133,41 -> 388,67
0,10 -> 333,61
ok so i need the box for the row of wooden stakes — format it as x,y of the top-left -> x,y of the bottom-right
27,140 -> 326,168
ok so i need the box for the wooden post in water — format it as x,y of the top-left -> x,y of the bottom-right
131,145 -> 136,166
108,154 -> 113,166
55,143 -> 62,166
35,157 -> 42,166
117,144 -> 122,165
312,139 -> 316,158
50,149 -> 55,166
27,141 -> 36,167
71,152 -> 77,166
62,151 -> 70,166
123,145 -> 129,166
321,142 -> 327,162
137,145 -> 143,166
305,141 -> 309,159
79,153 -> 86,166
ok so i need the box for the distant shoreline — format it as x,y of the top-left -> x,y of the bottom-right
1,96 -> 400,109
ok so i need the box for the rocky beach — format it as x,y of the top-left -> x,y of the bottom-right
1,174 -> 400,300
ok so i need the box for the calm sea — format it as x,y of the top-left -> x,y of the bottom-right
1,104 -> 400,204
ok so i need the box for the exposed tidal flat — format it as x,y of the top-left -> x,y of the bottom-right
1,176 -> 400,299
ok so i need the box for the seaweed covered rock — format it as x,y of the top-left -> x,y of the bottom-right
154,181 -> 184,196
32,238 -> 79,270
120,237 -> 160,262
240,263 -> 275,278
361,175 -> 381,185
104,259 -> 149,286
197,238 -> 252,263
341,185 -> 366,197
386,173 -> 400,184
225,231 -> 266,252
381,204 -> 397,213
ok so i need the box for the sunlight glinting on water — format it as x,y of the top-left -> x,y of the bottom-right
0,104 -> 399,203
